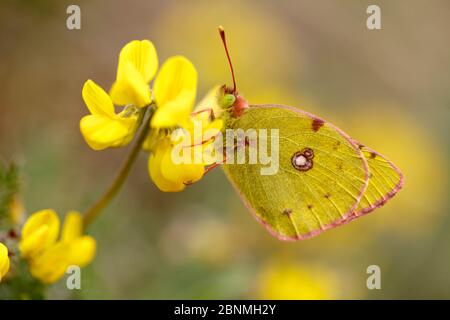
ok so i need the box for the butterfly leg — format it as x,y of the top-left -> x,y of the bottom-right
204,138 -> 246,175
204,154 -> 228,174
190,108 -> 216,121
182,131 -> 222,149
183,109 -> 221,149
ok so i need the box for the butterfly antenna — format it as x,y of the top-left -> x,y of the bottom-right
218,26 -> 237,93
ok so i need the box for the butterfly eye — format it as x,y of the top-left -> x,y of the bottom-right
291,150 -> 314,171
220,93 -> 236,109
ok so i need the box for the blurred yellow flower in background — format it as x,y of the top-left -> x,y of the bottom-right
19,209 -> 60,259
80,80 -> 140,150
256,261 -> 339,300
0,243 -> 10,282
152,0 -> 301,101
8,195 -> 25,226
20,210 -> 96,284
159,211 -> 237,265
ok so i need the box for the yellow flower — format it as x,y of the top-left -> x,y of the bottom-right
148,137 -> 204,192
20,210 -> 96,284
151,56 -> 198,128
148,113 -> 223,192
19,209 -> 60,259
0,243 -> 10,282
80,80 -> 140,150
80,40 -> 157,150
183,115 -> 224,165
256,261 -> 339,300
110,40 -> 158,107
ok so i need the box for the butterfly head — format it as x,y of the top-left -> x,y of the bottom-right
219,86 -> 248,118
218,26 -> 248,118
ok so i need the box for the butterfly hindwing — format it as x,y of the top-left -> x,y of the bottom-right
222,104 -> 370,240
348,145 -> 404,219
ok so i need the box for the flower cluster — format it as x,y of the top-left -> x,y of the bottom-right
80,40 -> 223,192
19,209 -> 96,284
1,39 -> 223,288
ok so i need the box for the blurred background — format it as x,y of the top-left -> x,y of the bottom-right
0,0 -> 449,299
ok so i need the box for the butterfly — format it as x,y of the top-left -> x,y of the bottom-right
203,27 -> 404,241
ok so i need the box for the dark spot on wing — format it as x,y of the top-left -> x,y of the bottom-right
302,148 -> 314,159
358,143 -> 365,149
307,204 -> 313,210
338,164 -> 343,170
324,193 -> 331,199
291,149 -> 314,172
333,141 -> 341,150
258,206 -> 269,216
282,208 -> 293,216
311,118 -> 325,132
370,152 -> 377,159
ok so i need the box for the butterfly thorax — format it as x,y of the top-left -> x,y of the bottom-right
232,95 -> 248,118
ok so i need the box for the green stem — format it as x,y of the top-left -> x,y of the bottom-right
83,105 -> 154,229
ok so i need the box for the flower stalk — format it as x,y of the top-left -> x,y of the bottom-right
82,104 -> 155,229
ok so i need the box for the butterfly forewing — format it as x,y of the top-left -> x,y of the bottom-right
222,104 -> 370,240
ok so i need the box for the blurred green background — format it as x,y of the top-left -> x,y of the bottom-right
0,0 -> 449,299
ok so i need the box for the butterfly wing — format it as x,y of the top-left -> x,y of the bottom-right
222,104 -> 370,240
346,145 -> 404,220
